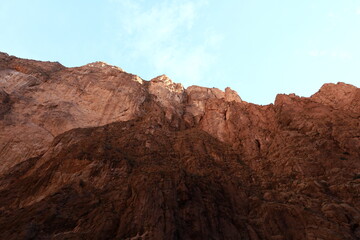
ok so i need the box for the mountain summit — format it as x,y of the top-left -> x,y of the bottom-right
0,52 -> 359,239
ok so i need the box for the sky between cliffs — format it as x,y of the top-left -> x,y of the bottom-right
1,0 -> 360,104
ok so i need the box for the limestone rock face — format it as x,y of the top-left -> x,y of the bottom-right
0,88 -> 10,117
148,74 -> 185,127
0,53 -> 359,239
0,54 -> 147,173
183,85 -> 241,127
225,87 -> 242,102
311,82 -> 360,114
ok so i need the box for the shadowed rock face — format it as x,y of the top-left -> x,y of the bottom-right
0,52 -> 359,239
0,88 -> 11,117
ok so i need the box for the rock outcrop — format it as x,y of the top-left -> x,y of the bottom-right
0,52 -> 147,173
0,52 -> 359,239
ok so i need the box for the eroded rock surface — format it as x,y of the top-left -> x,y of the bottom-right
0,52 -> 147,172
0,52 -> 359,239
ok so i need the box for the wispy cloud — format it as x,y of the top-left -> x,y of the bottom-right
327,11 -> 335,18
308,50 -> 351,59
110,0 -> 221,84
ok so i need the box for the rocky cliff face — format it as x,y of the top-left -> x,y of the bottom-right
0,52 -> 359,240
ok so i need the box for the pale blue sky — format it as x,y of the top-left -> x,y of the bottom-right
1,0 -> 360,104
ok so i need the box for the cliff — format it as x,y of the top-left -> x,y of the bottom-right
0,52 -> 359,239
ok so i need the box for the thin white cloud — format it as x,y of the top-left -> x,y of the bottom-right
327,11 -> 335,18
308,49 -> 351,59
111,0 -> 220,84
308,50 -> 326,57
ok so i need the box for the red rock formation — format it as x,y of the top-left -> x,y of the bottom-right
0,52 -> 359,239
